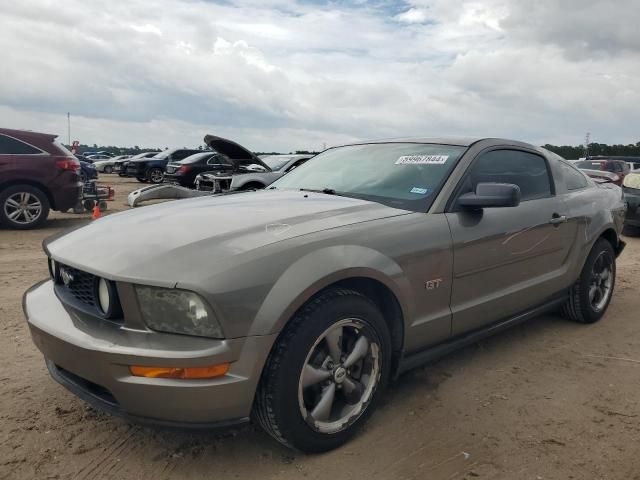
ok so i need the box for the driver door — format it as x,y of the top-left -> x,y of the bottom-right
445,148 -> 575,335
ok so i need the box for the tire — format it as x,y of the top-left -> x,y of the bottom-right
563,238 -> 616,324
136,177 -> 148,183
98,200 -> 108,212
254,289 -> 391,453
148,168 -> 164,184
104,165 -> 113,174
0,184 -> 50,229
83,199 -> 96,211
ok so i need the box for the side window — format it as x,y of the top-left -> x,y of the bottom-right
207,155 -> 231,166
0,134 -> 41,154
286,159 -> 308,172
463,150 -> 552,202
172,150 -> 190,161
560,163 -> 589,190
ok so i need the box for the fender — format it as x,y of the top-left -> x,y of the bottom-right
248,245 -> 413,337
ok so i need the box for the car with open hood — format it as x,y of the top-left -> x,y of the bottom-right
224,154 -> 313,191
24,137 -> 625,452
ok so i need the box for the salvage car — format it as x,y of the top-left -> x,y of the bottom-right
117,151 -> 159,176
227,154 -> 313,191
0,127 -> 81,229
575,158 -> 630,185
93,155 -> 130,174
24,137 -> 625,452
622,172 -> 640,231
124,148 -> 201,183
164,152 -> 231,188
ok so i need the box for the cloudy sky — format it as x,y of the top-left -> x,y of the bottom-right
1,0 -> 638,152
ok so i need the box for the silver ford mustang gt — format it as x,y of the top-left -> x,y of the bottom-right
24,137 -> 625,452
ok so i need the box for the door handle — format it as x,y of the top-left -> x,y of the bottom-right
549,214 -> 567,225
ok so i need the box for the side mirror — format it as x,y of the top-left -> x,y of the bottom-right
245,164 -> 267,172
458,183 -> 521,209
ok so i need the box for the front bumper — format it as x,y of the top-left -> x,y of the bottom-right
23,280 -> 276,427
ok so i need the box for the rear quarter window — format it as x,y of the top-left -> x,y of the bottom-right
0,134 -> 42,154
560,162 -> 589,190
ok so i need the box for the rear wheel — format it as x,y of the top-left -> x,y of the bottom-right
563,238 -> 616,323
0,185 -> 50,229
148,168 -> 164,184
254,289 -> 391,453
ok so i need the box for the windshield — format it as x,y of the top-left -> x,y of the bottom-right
261,155 -> 298,171
270,143 -> 466,211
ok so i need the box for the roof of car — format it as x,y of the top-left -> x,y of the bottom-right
0,127 -> 57,141
336,137 -> 537,148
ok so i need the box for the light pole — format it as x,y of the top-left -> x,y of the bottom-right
67,112 -> 71,146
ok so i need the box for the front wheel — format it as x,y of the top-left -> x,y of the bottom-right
104,165 -> 113,174
563,238 -> 616,323
254,289 -> 391,453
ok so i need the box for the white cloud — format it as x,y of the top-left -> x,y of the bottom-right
395,8 -> 429,24
0,0 -> 638,151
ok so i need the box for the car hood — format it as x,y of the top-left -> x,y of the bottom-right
45,190 -> 409,285
204,134 -> 271,171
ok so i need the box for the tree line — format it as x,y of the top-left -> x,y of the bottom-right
69,143 -> 320,156
543,142 -> 640,159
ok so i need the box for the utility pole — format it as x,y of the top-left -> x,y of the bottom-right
584,132 -> 590,158
67,112 -> 71,146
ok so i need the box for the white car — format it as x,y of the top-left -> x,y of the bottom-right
93,155 -> 130,173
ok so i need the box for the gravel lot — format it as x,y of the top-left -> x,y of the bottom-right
1,176 -> 639,480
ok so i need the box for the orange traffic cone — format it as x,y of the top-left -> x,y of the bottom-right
92,204 -> 101,220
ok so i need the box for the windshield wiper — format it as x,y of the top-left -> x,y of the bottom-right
299,188 -> 336,195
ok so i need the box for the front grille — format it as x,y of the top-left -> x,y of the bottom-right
62,265 -> 98,307
54,263 -> 123,322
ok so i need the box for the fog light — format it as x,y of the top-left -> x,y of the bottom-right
48,258 -> 59,283
129,363 -> 230,379
98,278 -> 110,313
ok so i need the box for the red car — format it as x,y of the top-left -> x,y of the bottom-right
0,128 -> 81,229
575,158 -> 630,186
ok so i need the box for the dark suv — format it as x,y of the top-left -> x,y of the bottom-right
124,148 -> 201,184
0,128 -> 81,229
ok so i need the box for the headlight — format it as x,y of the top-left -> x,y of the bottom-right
134,286 -> 224,338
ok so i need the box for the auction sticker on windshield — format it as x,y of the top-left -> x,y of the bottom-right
395,155 -> 449,165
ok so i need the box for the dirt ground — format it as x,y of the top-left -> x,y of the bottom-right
1,175 -> 639,480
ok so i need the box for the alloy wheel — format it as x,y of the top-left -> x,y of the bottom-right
298,319 -> 380,434
149,169 -> 164,183
589,250 -> 613,312
3,192 -> 43,225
